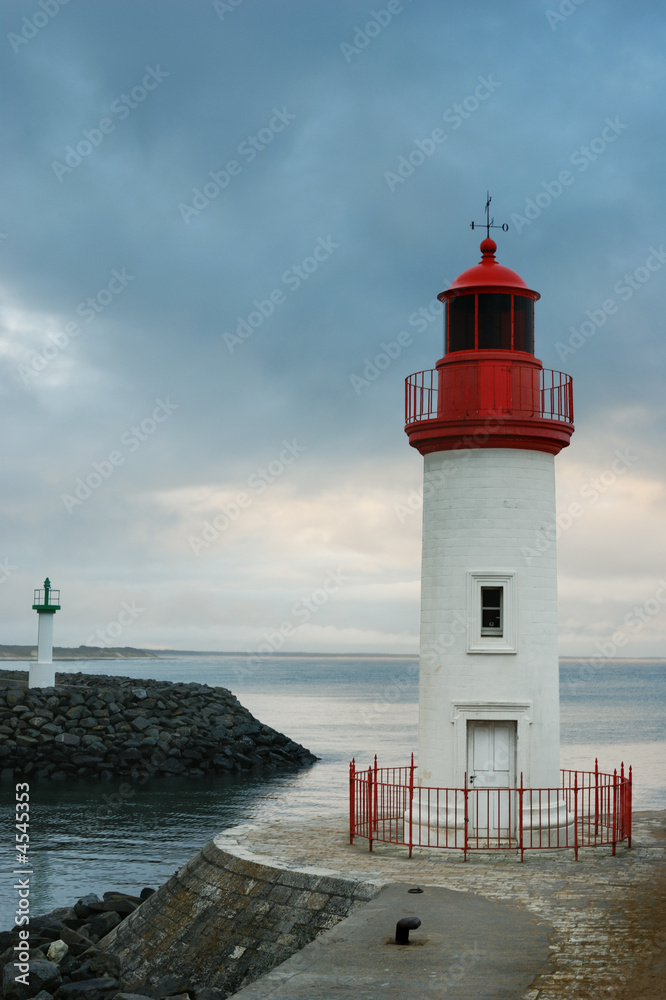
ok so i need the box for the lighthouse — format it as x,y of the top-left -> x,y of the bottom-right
405,205 -> 574,837
31,577 -> 61,688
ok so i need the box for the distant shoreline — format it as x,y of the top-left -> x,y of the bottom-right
0,645 -> 158,661
0,645 -> 664,662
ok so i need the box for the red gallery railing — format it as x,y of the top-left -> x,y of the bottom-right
405,367 -> 574,425
349,756 -> 632,861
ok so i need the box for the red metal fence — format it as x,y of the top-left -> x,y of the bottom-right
405,367 -> 574,426
349,756 -> 631,861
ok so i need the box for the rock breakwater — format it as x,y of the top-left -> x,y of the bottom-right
1,888 -> 155,1000
0,672 -> 317,783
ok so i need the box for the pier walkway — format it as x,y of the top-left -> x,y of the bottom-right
227,810 -> 665,1000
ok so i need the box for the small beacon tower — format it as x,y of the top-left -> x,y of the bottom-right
405,203 -> 574,832
31,577 -> 61,688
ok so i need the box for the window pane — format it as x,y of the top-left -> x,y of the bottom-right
481,587 -> 503,632
513,297 -> 534,353
447,295 -> 475,352
478,294 -> 512,349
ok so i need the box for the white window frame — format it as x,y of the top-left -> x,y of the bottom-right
467,571 -> 517,653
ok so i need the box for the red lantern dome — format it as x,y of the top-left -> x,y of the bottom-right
443,237 -> 539,298
405,238 -> 574,456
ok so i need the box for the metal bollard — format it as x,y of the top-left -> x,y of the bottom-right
394,916 -> 421,944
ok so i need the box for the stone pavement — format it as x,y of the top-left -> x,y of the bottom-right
224,810 -> 666,1000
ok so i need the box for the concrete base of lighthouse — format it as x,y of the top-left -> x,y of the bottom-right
405,796 -> 574,850
29,661 -> 56,688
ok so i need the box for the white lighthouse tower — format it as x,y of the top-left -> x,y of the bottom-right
30,576 -> 61,688
405,209 -> 574,836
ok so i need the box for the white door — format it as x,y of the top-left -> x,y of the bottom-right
467,721 -> 516,837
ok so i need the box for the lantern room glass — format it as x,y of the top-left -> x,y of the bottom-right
446,293 -> 535,354
478,294 -> 511,349
447,295 -> 475,352
513,296 -> 534,353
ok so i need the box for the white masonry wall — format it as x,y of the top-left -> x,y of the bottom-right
418,447 -> 561,790
29,613 -> 56,688
37,612 -> 54,664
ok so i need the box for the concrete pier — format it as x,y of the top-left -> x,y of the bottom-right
101,811 -> 665,1000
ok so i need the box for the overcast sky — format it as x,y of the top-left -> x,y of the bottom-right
1,0 -> 665,657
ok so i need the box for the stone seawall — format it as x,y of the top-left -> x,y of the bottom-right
0,672 -> 317,782
101,832 -> 380,998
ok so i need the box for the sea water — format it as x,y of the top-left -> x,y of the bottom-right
0,655 -> 664,924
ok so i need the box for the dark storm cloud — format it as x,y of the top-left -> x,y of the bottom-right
1,0 -> 665,653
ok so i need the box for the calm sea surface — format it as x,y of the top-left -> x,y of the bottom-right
1,655 -> 664,925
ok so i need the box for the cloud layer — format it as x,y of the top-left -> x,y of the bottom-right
2,0 -> 665,655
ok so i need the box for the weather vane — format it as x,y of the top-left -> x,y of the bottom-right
470,191 -> 508,239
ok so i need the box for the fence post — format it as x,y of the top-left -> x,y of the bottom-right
408,751 -> 415,858
594,757 -> 599,836
373,754 -> 378,843
627,765 -> 632,848
349,758 -> 355,846
620,761 -> 625,842
519,771 -> 524,863
367,763 -> 374,853
463,772 -> 469,862
573,772 -> 579,861
612,768 -> 618,855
